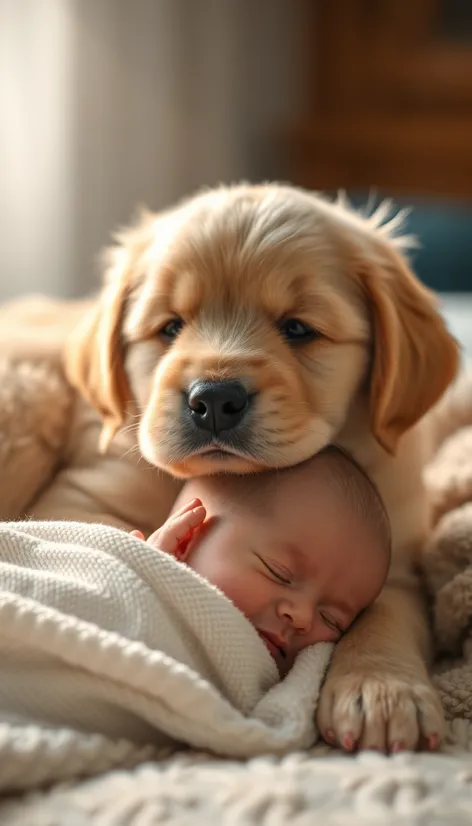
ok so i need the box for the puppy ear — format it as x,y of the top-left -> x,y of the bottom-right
64,274 -> 131,452
65,210 -> 156,451
359,251 -> 460,454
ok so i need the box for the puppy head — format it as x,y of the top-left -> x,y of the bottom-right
65,185 -> 459,476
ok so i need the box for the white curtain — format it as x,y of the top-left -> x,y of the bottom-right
0,0 -> 302,300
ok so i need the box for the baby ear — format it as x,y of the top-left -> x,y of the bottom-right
358,251 -> 460,454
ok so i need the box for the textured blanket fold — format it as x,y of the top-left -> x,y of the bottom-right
0,522 -> 332,791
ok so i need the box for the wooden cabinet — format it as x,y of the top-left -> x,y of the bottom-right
289,1 -> 472,200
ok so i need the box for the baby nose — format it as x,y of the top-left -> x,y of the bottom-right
279,596 -> 314,633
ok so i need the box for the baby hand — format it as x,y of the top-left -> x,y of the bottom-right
131,499 -> 206,559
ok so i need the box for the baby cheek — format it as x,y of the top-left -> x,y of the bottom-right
211,570 -> 270,619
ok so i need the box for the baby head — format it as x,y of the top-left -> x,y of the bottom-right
160,446 -> 391,674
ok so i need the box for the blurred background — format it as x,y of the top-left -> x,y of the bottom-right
1,0 -> 472,317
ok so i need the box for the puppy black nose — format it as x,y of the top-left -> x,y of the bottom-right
187,380 -> 249,433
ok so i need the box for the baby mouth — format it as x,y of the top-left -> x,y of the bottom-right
258,630 -> 287,665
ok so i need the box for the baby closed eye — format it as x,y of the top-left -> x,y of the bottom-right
320,612 -> 341,633
257,554 -> 293,585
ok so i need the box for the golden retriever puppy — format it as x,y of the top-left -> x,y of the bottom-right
65,183 -> 460,753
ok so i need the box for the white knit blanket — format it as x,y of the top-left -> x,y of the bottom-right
0,521 -> 331,791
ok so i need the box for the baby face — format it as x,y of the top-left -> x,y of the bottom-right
179,475 -> 389,675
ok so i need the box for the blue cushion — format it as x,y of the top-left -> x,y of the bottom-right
345,193 -> 472,293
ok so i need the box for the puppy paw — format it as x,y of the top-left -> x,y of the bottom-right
317,670 -> 444,753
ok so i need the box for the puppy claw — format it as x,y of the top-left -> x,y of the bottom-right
317,671 -> 444,754
342,732 -> 356,751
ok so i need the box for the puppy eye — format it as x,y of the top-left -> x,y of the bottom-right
278,318 -> 319,344
160,317 -> 184,341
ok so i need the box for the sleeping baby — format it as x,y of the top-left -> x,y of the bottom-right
132,445 -> 391,677
0,445 -> 391,788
